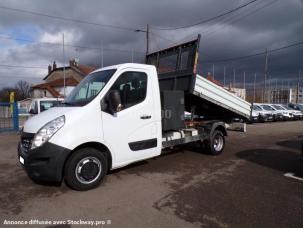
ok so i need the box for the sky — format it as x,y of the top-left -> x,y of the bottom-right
0,0 -> 303,92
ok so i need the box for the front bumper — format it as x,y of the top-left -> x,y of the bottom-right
293,114 -> 303,120
260,114 -> 273,122
18,140 -> 71,183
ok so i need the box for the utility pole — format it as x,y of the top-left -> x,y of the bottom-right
243,71 -> 246,101
264,48 -> 269,103
223,66 -> 226,87
268,75 -> 271,103
282,80 -> 284,104
136,24 -> 149,62
233,69 -> 236,89
131,48 -> 134,63
296,69 -> 301,103
275,79 -> 278,104
212,64 -> 215,80
243,71 -> 246,89
146,24 -> 149,56
253,73 -> 256,103
101,43 -> 104,68
62,33 -> 66,98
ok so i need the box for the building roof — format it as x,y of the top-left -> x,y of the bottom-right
32,78 -> 79,98
32,59 -> 97,98
206,75 -> 224,87
32,78 -> 79,89
43,61 -> 96,80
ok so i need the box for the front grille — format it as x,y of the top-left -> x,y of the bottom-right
21,132 -> 35,153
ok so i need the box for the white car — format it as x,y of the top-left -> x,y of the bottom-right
251,104 -> 273,122
270,104 -> 293,120
29,98 -> 64,115
259,104 -> 284,121
281,104 -> 303,120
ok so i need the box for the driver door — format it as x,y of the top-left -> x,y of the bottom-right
101,69 -> 160,167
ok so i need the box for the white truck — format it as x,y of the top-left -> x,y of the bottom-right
18,37 -> 251,190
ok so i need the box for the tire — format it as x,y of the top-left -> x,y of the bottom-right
258,115 -> 265,123
64,148 -> 108,191
204,130 -> 225,155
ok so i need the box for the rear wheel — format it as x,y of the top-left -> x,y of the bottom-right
204,130 -> 225,155
64,148 -> 108,191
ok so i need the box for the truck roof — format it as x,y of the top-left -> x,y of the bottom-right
91,63 -> 156,74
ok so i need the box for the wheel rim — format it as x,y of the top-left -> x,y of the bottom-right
75,156 -> 102,184
213,134 -> 224,151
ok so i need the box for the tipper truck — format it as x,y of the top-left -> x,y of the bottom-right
18,36 -> 251,190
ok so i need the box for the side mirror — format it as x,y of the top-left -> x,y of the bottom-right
107,90 -> 122,115
29,109 -> 37,115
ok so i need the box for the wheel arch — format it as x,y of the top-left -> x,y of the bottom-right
214,124 -> 227,136
209,122 -> 227,137
63,141 -> 113,180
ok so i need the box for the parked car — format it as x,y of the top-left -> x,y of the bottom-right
29,98 -> 64,115
251,104 -> 273,122
280,104 -> 303,120
270,104 -> 293,120
289,103 -> 303,112
259,104 -> 284,121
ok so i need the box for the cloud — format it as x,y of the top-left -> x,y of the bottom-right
0,0 -> 302,93
39,30 -> 77,44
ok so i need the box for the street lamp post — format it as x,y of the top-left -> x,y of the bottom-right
135,24 -> 150,59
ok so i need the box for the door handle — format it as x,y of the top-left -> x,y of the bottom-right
140,115 -> 152,119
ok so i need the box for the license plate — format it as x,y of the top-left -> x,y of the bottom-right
19,156 -> 24,165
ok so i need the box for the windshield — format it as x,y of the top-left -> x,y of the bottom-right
64,69 -> 116,106
40,100 -> 62,112
272,105 -> 284,110
282,105 -> 293,110
253,105 -> 262,111
261,105 -> 275,111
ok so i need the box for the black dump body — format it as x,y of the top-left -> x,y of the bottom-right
146,36 -> 199,94
146,35 -> 246,122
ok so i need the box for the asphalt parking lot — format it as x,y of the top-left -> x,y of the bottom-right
1,121 -> 303,228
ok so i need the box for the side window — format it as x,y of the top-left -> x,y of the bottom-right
109,71 -> 147,110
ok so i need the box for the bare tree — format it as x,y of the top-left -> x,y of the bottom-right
15,80 -> 31,100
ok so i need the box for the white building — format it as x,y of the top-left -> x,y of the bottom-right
269,87 -> 303,104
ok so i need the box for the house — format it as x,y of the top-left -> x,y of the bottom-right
31,59 -> 96,98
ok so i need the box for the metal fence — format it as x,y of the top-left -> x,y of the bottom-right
0,102 -> 19,132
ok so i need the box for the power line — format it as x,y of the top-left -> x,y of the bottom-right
169,0 -> 277,46
0,64 -> 45,69
0,5 -> 138,32
153,0 -> 260,30
201,40 -> 303,63
0,35 -> 145,53
201,0 -> 279,39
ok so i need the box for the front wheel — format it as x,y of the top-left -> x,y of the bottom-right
64,148 -> 108,191
204,130 -> 225,155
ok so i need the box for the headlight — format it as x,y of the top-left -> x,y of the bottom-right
31,115 -> 65,149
